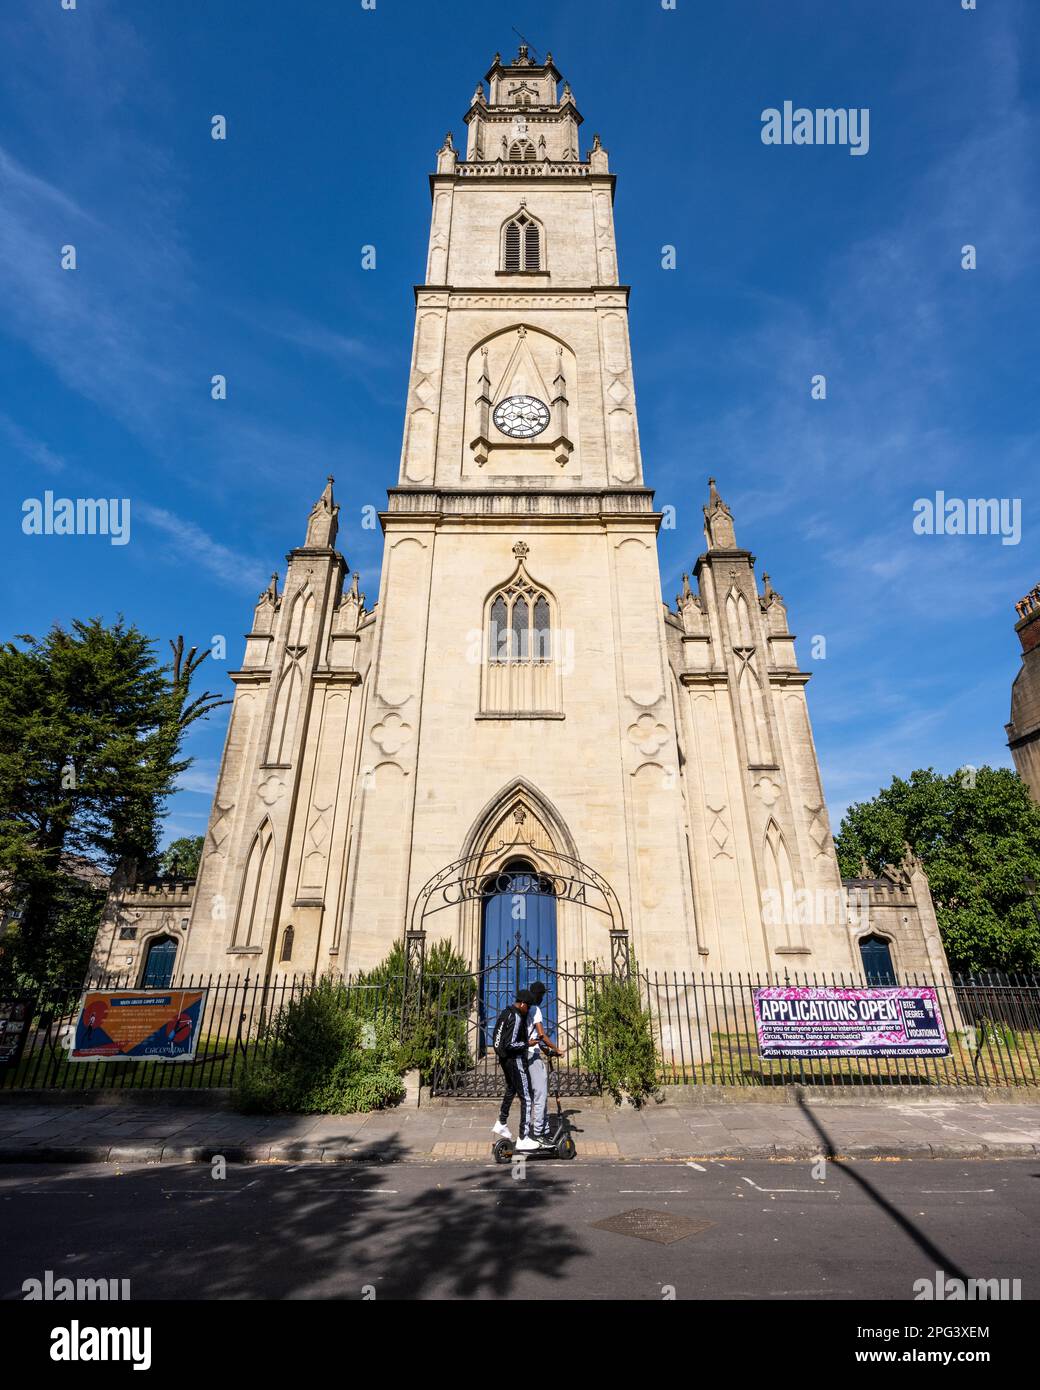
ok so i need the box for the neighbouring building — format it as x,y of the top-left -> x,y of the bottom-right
89,44 -> 952,991
1008,583 -> 1040,803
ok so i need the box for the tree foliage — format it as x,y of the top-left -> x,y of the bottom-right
834,766 -> 1040,974
234,977 -> 404,1114
157,836 -> 205,881
578,966 -> 660,1106
0,620 -> 227,992
356,938 -> 476,1080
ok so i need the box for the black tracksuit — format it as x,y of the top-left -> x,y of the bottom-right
494,1005 -> 533,1139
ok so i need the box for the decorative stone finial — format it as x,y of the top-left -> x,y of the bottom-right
760,572 -> 783,606
703,477 -> 737,550
900,842 -> 923,879
512,540 -> 530,562
305,475 -> 339,549
259,572 -> 279,606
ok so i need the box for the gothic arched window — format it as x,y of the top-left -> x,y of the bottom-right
859,934 -> 896,986
488,584 -> 549,665
232,818 -> 275,950
533,596 -> 551,660
502,212 -> 542,272
482,564 -> 561,716
509,138 -> 536,160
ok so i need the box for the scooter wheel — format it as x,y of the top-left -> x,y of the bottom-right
557,1135 -> 577,1161
492,1139 -> 513,1164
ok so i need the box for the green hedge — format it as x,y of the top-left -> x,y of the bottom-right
234,977 -> 404,1114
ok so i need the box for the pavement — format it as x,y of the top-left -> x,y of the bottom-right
2,1157 -> 1038,1300
1,1093 -> 1040,1163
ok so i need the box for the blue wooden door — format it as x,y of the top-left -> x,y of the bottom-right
142,937 -> 177,989
481,866 -> 557,1042
859,935 -> 895,986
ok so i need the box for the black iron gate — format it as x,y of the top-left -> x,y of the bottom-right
426,941 -> 604,1097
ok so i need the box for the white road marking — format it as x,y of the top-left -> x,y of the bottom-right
686,1162 -> 707,1171
740,1176 -> 839,1195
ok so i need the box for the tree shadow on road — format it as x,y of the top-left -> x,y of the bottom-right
0,1135 -> 588,1300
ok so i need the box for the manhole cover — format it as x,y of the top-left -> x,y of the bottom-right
590,1208 -> 714,1245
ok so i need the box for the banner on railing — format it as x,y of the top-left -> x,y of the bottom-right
0,1000 -> 32,1066
68,989 -> 208,1062
753,986 -> 950,1058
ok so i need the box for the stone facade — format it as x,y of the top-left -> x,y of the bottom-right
89,873 -> 193,982
1007,583 -> 1040,803
92,45 -> 952,988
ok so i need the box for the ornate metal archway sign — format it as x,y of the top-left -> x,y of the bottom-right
409,839 -> 624,935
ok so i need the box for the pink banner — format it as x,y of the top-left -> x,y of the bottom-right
753,986 -> 950,1058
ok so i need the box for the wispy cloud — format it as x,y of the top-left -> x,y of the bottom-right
137,503 -> 266,593
0,411 -> 64,473
254,311 -> 377,370
653,9 -> 1037,813
175,761 -> 219,797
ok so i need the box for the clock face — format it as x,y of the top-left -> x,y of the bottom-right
493,394 -> 550,440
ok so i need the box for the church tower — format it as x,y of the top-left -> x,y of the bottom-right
142,43 -> 952,990
346,42 -> 697,972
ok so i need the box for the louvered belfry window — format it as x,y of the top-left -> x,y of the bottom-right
508,139 -> 536,161
504,220 -> 521,271
503,214 -> 541,272
524,220 -> 540,270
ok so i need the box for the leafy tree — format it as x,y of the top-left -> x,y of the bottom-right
356,938 -> 476,1081
0,620 -> 227,992
578,965 -> 660,1106
158,836 -> 205,880
834,767 -> 1040,974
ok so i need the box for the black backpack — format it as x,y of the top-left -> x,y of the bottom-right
493,1005 -> 526,1060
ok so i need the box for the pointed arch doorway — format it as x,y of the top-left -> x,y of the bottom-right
480,859 -> 558,1042
141,935 -> 177,989
409,777 -> 624,970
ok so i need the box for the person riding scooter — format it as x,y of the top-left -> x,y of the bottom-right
491,989 -> 545,1151
525,981 -> 563,1141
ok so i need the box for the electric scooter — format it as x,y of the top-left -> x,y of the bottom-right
492,1052 -> 577,1163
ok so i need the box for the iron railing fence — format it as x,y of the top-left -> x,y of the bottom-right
640,970 -> 1040,1089
0,972 -> 403,1093
2,966 -> 1039,1094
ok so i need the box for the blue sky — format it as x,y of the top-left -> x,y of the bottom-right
1,0 -> 1037,847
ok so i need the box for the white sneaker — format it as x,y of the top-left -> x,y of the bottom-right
515,1136 -> 541,1152
492,1121 -> 512,1140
